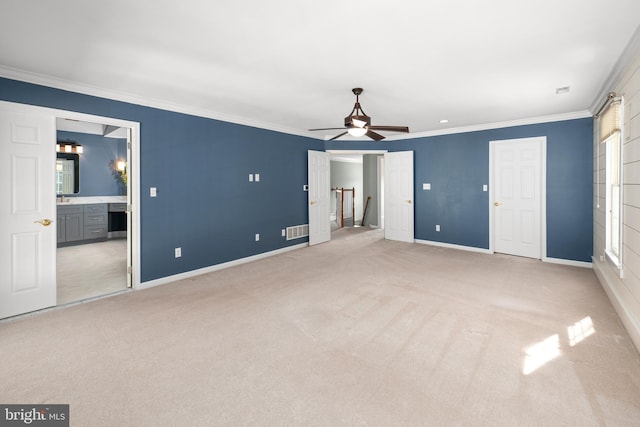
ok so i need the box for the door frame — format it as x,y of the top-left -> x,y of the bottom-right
488,136 -> 547,259
0,100 -> 142,290
326,149 -> 388,232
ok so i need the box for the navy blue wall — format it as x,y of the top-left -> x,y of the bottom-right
0,76 -> 593,283
0,77 -> 323,282
57,130 -> 127,196
325,118 -> 593,263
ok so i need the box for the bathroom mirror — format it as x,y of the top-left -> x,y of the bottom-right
56,153 -> 79,195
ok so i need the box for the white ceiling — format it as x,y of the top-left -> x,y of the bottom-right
1,1 -> 639,140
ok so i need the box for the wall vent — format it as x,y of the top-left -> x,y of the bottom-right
286,224 -> 309,240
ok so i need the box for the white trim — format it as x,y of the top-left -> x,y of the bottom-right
415,239 -> 592,267
0,65 -> 317,139
593,256 -> 640,353
140,242 -> 308,289
414,239 -> 492,254
542,257 -> 592,268
0,66 -> 594,142
377,155 -> 384,229
489,136 -> 547,260
385,111 -> 591,141
326,150 -> 388,154
0,100 -> 142,290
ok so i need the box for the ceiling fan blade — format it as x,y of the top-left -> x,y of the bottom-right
329,131 -> 349,141
366,130 -> 385,141
368,126 -> 409,133
309,127 -> 346,131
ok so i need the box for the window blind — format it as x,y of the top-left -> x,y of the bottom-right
599,99 -> 621,143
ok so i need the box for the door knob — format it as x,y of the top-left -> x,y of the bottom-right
494,202 -> 501,206
407,200 -> 412,204
34,219 -> 53,226
309,201 -> 316,205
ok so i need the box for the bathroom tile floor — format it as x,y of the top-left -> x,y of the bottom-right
57,239 -> 128,305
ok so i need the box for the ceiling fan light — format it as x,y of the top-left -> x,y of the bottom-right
347,127 -> 367,137
352,118 -> 367,128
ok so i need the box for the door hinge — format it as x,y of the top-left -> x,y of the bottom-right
127,266 -> 132,274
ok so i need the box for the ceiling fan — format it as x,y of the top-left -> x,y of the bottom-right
309,88 -> 409,141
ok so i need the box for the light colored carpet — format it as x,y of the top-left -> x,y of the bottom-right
1,227 -> 640,426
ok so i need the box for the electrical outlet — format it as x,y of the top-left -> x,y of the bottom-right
436,225 -> 440,232
483,184 -> 488,192
281,229 -> 286,237
255,173 -> 260,182
255,233 -> 260,241
175,247 -> 181,258
150,187 -> 157,197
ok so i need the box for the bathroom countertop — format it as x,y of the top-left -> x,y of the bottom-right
57,196 -> 127,205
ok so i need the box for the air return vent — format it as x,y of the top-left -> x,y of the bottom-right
286,224 -> 309,240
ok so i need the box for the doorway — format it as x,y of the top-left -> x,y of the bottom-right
328,150 -> 387,230
0,101 -> 140,320
55,117 -> 132,304
489,136 -> 547,259
308,149 -> 414,246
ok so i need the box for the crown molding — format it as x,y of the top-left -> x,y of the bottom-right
0,65 -> 592,143
589,24 -> 640,114
0,65 -> 319,140
385,110 -> 592,141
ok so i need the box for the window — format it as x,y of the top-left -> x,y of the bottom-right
605,132 -> 620,259
600,98 -> 622,266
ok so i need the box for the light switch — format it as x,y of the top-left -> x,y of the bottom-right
249,174 -> 254,182
483,184 -> 488,192
423,183 -> 431,190
255,233 -> 260,241
436,225 -> 440,232
255,173 -> 260,182
150,187 -> 157,197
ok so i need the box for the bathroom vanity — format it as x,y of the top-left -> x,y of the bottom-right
57,196 -> 127,247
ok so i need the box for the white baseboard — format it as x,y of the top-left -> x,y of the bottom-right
414,239 -> 492,254
414,239 -> 593,268
140,243 -> 308,289
592,256 -> 640,354
543,256 -> 592,268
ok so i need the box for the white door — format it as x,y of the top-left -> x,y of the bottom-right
308,150 -> 330,245
126,127 -> 133,288
384,151 -> 414,242
0,105 -> 57,319
491,137 -> 544,259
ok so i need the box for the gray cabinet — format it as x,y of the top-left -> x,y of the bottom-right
57,203 -> 108,246
83,204 -> 108,240
57,205 -> 84,244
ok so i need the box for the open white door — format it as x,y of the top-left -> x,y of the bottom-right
308,150 -> 330,245
0,104 -> 57,319
491,137 -> 544,259
384,151 -> 414,242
